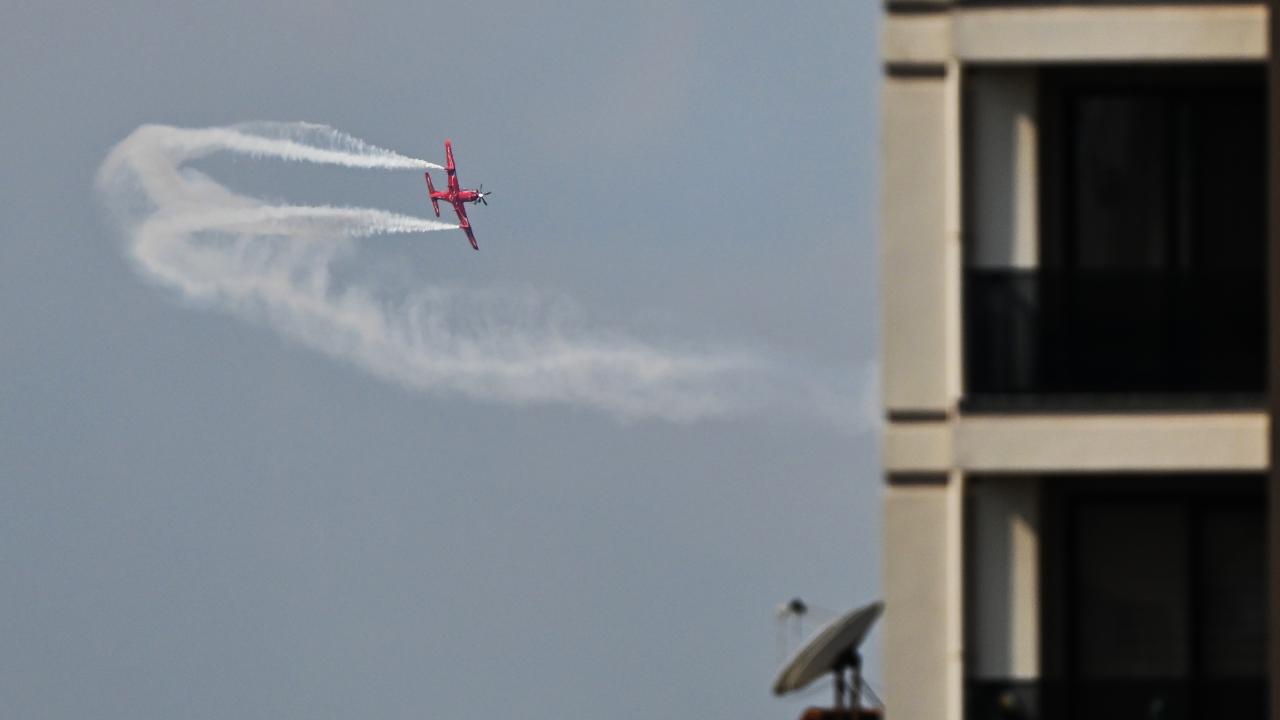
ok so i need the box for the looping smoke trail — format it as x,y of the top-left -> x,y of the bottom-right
94,122 -> 810,424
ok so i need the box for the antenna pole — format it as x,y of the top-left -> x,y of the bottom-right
834,668 -> 846,709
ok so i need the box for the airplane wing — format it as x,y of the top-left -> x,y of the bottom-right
445,140 -> 460,192
423,172 -> 440,217
452,200 -> 478,251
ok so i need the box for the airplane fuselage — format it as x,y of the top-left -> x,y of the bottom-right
429,188 -> 483,205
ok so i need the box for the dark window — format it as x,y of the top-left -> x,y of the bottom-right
964,66 -> 1266,408
1074,503 -> 1193,681
971,476 -> 1266,720
1048,477 -> 1264,720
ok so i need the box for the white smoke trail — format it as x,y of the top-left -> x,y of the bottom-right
95,122 -> 827,424
132,121 -> 441,170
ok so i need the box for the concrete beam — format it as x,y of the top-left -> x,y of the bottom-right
953,6 -> 1267,64
955,412 -> 1268,473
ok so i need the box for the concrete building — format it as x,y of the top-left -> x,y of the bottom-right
878,2 -> 1272,718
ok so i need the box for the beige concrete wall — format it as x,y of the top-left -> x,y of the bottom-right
884,420 -> 952,472
883,14 -> 950,68
882,74 -> 950,413
883,480 -> 954,720
967,477 -> 1040,680
880,6 -> 1269,720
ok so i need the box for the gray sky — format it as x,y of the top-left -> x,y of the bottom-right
1,2 -> 882,718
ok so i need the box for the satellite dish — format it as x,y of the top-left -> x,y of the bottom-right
772,600 -> 883,710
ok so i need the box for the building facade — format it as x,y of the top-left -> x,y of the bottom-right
878,2 -> 1272,718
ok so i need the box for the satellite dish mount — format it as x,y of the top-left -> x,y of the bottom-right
772,600 -> 883,719
831,647 -> 864,710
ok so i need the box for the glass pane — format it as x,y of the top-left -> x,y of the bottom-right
1199,507 -> 1265,678
1074,503 -> 1189,678
1185,94 -> 1265,271
1071,94 -> 1169,270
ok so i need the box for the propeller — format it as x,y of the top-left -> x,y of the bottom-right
477,184 -> 491,206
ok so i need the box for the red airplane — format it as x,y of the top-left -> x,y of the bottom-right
424,139 -> 490,250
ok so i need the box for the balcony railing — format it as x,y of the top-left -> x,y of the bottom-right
957,0 -> 1248,5
968,678 -> 1265,720
963,268 -> 1265,409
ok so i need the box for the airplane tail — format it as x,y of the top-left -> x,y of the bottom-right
424,172 -> 440,217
